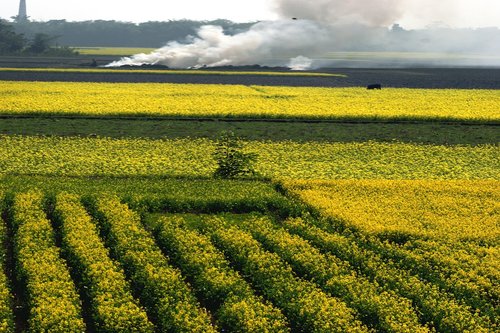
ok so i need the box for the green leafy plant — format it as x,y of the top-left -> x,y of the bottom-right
213,131 -> 258,179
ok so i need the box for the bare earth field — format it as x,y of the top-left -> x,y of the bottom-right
0,56 -> 499,89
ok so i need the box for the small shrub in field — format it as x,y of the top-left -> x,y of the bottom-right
213,131 -> 258,179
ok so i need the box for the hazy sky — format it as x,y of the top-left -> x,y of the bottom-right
2,0 -> 500,28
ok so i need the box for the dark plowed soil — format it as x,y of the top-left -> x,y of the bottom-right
1,55 -> 499,89
0,62 -> 499,89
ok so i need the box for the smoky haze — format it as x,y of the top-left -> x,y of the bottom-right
108,0 -> 500,69
272,0 -> 407,26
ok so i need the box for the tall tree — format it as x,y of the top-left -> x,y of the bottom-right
0,20 -> 26,54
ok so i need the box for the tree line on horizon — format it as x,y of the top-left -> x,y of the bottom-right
1,19 -> 499,56
0,19 -> 75,55
8,19 -> 254,48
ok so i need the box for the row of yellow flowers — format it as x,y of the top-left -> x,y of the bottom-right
1,136 -> 498,180
282,217 -> 495,332
10,191 -> 86,332
282,179 -> 500,242
154,215 -> 290,332
52,193 -> 154,332
1,81 -> 498,122
0,67 -> 341,77
236,215 -> 429,333
89,196 -> 216,333
194,215 -> 368,333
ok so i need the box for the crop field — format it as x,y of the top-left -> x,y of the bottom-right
0,64 -> 498,332
0,136 -> 498,179
1,81 -> 499,122
283,179 -> 500,242
1,65 -> 499,89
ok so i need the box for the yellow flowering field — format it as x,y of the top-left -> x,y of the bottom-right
0,136 -> 498,179
283,179 -> 500,243
1,81 -> 498,122
0,68 -> 340,77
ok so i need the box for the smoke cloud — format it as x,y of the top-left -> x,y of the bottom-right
107,0 -> 500,69
272,0 -> 405,26
108,20 -> 330,68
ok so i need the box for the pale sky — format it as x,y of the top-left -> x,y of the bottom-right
2,0 -> 499,29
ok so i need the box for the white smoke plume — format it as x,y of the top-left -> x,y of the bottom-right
107,0 -> 499,69
108,20 -> 330,68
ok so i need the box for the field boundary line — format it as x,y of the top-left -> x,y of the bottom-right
0,114 -> 498,126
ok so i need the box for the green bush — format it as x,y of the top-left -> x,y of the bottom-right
213,131 -> 258,179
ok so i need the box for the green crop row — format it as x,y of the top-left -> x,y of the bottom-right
283,217 -> 496,333
0,176 -> 294,216
153,215 -> 290,332
9,191 -> 86,332
236,215 -> 429,333
52,192 -> 154,332
88,196 -> 216,333
0,193 -> 14,333
194,216 -> 369,333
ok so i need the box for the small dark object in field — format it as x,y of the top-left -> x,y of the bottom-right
367,84 -> 382,90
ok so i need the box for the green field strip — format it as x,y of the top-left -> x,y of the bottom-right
88,196 -> 217,333
235,215 -> 430,333
52,193 -> 155,332
2,114 -> 499,126
0,177 -> 287,212
1,112 -> 498,126
0,117 -> 498,146
151,215 -> 290,332
8,191 -> 86,332
0,67 -> 343,77
282,217 -> 496,333
192,216 -> 369,333
0,194 -> 14,333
